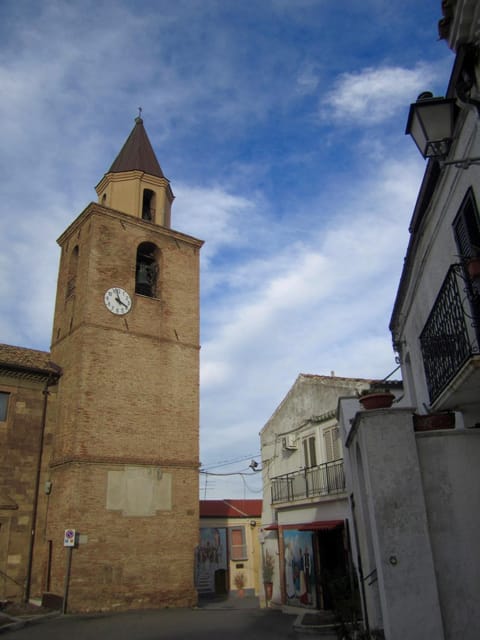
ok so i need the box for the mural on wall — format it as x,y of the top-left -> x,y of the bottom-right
284,529 -> 316,608
197,528 -> 227,592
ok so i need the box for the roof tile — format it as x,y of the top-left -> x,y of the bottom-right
0,343 -> 60,375
200,499 -> 262,518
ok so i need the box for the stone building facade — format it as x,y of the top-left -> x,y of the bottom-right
0,346 -> 60,601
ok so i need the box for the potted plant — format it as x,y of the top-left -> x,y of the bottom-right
234,572 -> 245,597
466,256 -> 480,280
262,550 -> 275,602
413,411 -> 455,432
458,247 -> 480,280
359,386 -> 395,410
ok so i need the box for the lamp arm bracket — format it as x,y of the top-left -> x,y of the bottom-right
442,156 -> 480,169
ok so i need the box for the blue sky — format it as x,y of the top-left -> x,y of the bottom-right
0,1 -> 453,498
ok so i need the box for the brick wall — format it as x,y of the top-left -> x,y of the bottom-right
0,374 -> 48,600
30,203 -> 202,611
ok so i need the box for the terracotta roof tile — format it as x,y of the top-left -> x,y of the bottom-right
200,499 -> 262,518
0,343 -> 61,376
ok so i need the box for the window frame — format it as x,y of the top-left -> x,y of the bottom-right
302,434 -> 317,468
229,526 -> 247,561
0,391 -> 10,422
323,425 -> 341,462
141,188 -> 156,222
135,242 -> 159,298
453,188 -> 480,259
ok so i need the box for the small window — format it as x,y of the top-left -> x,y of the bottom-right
229,527 -> 247,561
0,393 -> 9,421
135,242 -> 158,297
303,435 -> 317,468
142,189 -> 156,222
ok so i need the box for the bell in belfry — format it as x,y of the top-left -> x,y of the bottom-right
136,263 -> 154,296
137,263 -> 151,286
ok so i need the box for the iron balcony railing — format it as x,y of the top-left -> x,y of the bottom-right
271,459 -> 345,504
420,264 -> 480,403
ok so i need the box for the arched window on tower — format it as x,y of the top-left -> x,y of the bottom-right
135,242 -> 158,297
142,189 -> 156,222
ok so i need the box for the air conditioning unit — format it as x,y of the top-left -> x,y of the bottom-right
282,435 -> 298,450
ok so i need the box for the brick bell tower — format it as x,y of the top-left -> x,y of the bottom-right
33,117 -> 203,611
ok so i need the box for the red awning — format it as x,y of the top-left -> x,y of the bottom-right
263,523 -> 279,530
297,520 -> 343,531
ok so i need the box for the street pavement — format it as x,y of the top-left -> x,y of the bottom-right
0,597 -> 309,640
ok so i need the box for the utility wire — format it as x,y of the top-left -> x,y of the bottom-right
199,468 -> 259,477
201,452 -> 261,471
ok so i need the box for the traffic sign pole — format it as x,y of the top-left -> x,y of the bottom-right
62,546 -> 73,615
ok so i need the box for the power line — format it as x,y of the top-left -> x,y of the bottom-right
199,468 -> 259,477
201,452 -> 261,471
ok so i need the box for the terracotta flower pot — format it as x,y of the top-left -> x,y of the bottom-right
467,257 -> 480,280
264,582 -> 273,601
413,412 -> 455,432
359,392 -> 395,410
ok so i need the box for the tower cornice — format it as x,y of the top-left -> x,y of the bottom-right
56,202 -> 203,249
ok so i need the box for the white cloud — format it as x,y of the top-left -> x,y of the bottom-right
321,63 -> 440,126
173,185 -> 256,267
199,155 -> 421,466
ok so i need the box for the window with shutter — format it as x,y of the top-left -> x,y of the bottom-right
323,426 -> 341,462
453,188 -> 480,309
453,188 -> 480,258
302,435 -> 317,468
229,527 -> 247,560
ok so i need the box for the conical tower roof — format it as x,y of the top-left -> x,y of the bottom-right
108,117 -> 165,178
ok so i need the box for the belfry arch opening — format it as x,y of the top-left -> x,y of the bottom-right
135,242 -> 158,297
142,189 -> 156,222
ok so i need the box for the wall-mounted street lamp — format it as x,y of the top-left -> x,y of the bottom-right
406,91 -> 480,169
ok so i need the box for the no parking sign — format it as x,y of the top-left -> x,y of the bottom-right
64,528 -> 76,547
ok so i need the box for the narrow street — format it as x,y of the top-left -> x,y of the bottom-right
1,600 -> 307,640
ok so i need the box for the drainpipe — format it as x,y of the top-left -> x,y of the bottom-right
24,373 -> 57,603
349,494 -> 370,638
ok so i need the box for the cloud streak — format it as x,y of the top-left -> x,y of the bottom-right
321,63 -> 443,126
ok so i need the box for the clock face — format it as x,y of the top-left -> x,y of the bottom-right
104,287 -> 132,315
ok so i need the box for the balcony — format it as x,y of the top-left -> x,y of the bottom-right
271,459 -> 345,505
420,264 -> 480,408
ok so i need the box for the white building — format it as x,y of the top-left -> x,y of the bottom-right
338,3 -> 480,638
260,374 -> 401,614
